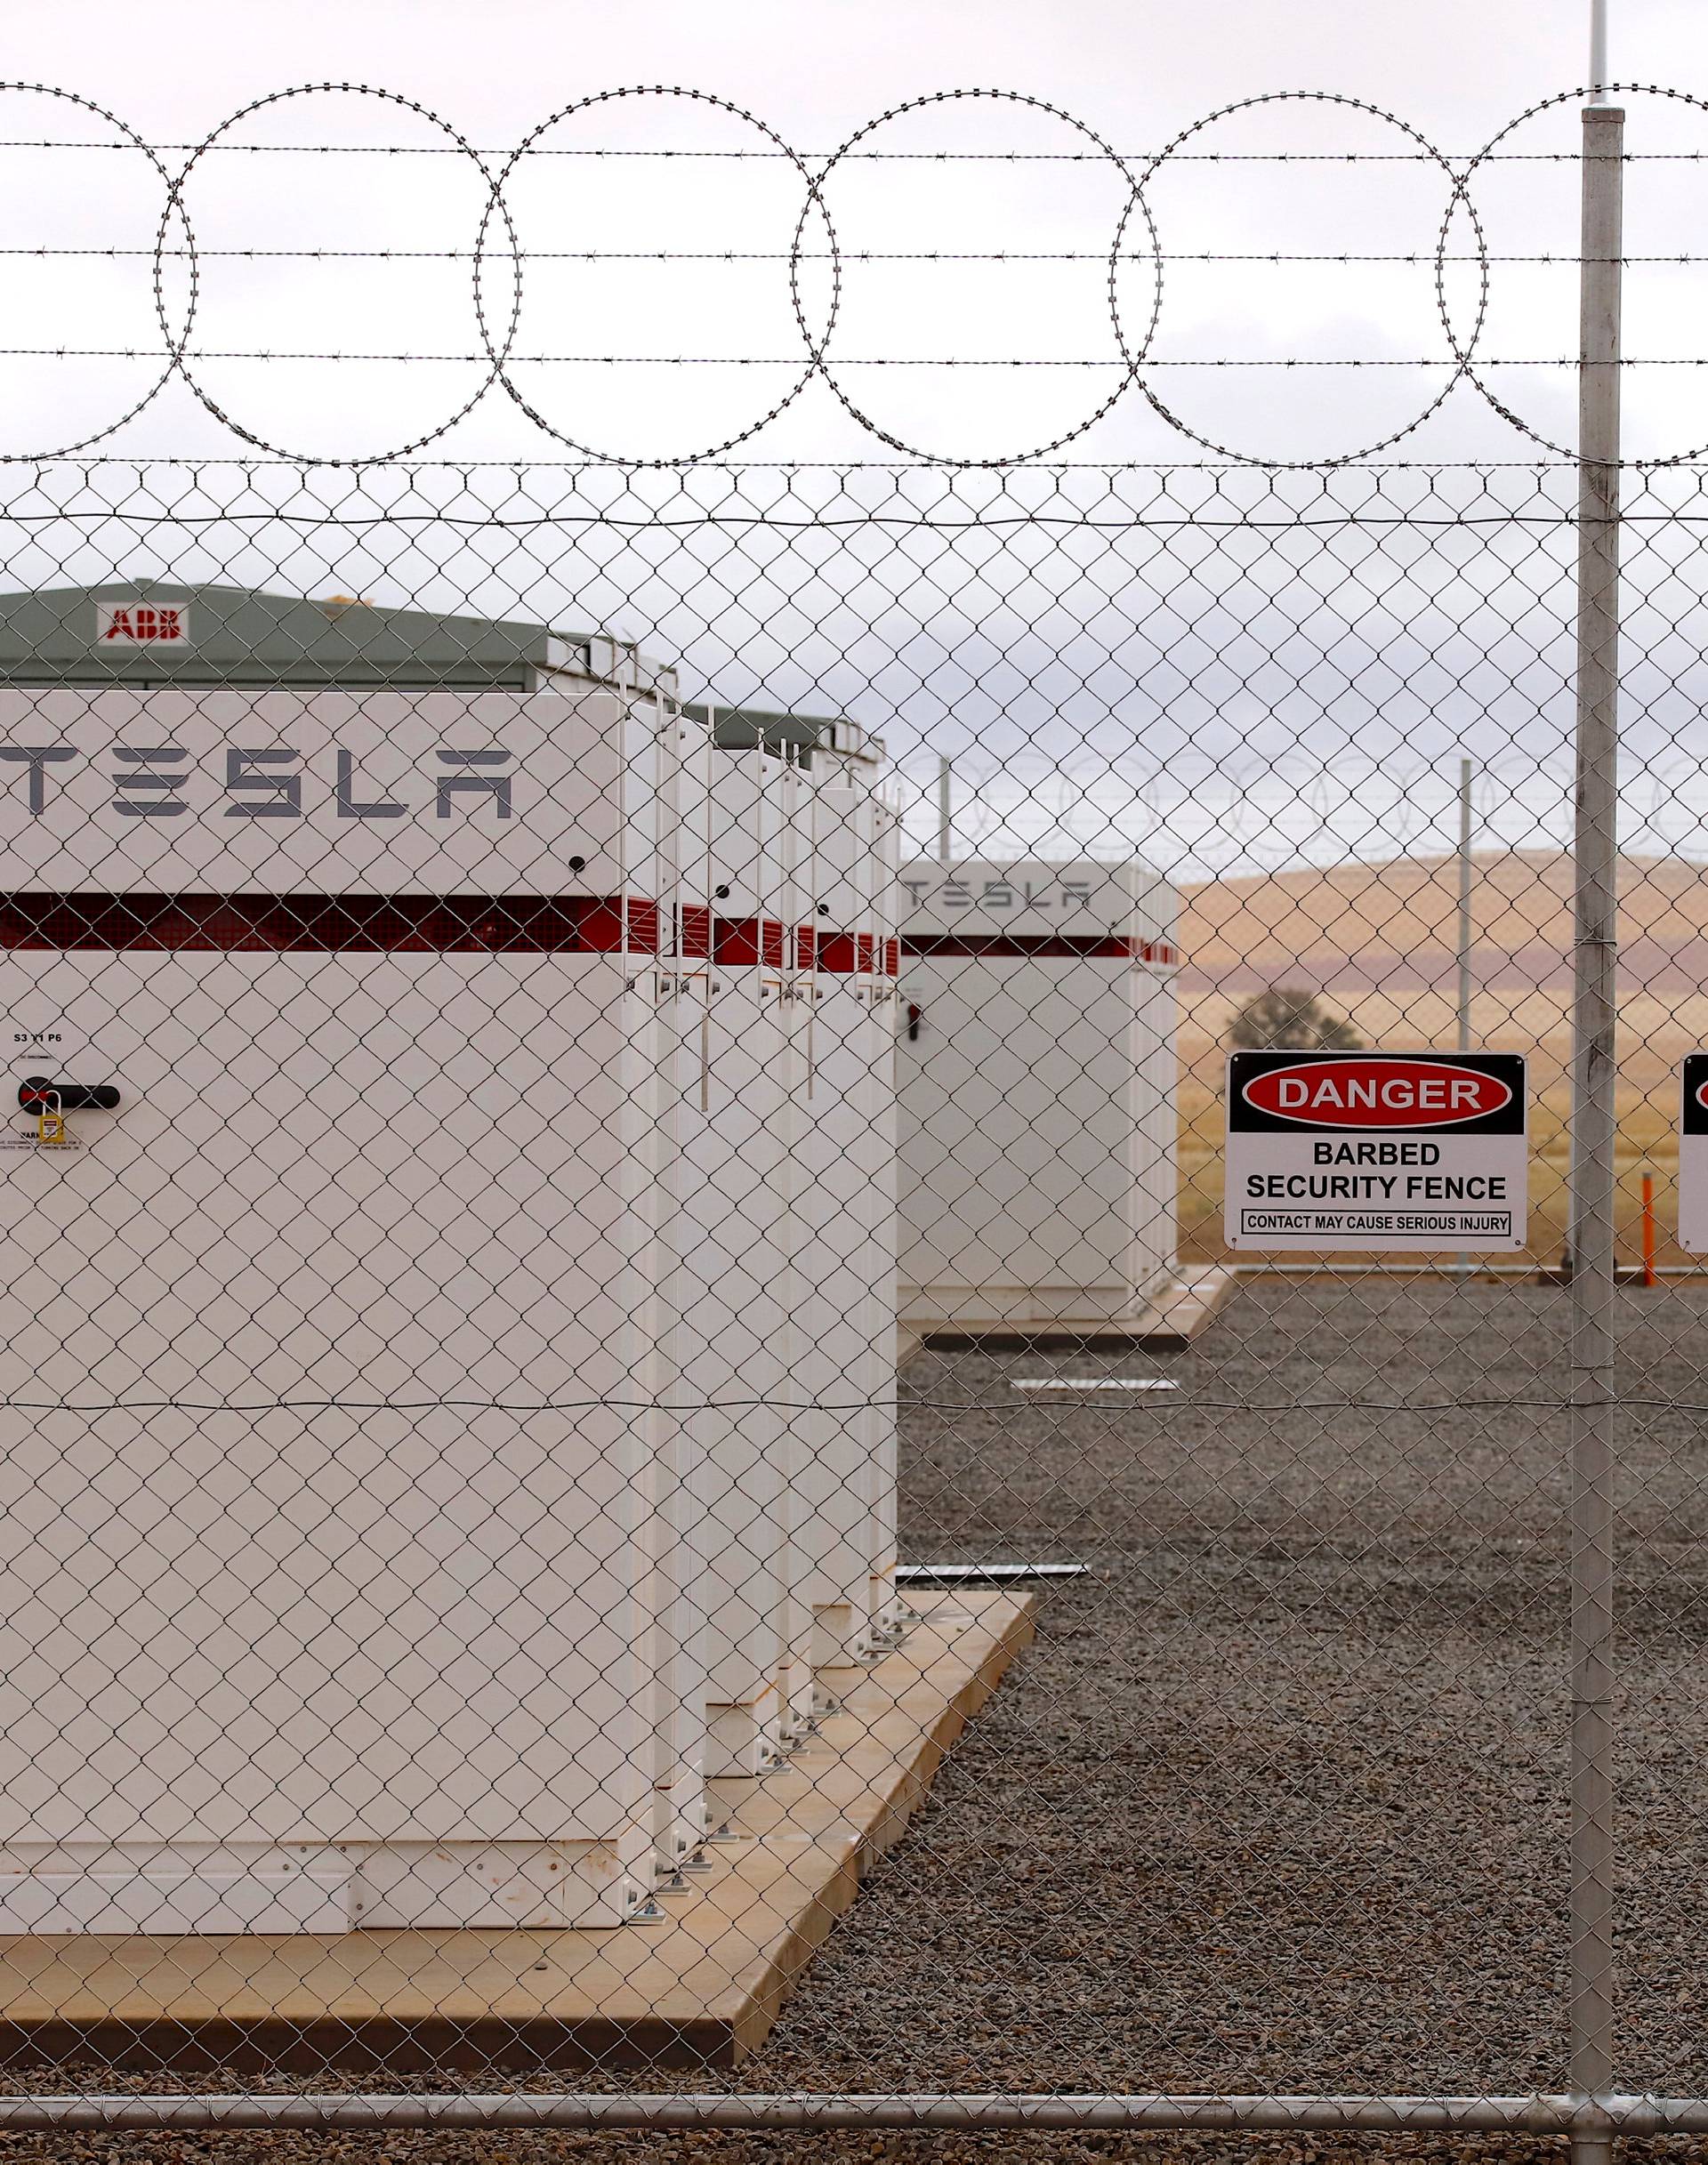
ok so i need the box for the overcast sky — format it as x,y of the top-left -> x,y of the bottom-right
14,0 -> 1701,157
7,0 -> 1708,873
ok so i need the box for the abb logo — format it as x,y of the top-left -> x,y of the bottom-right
1241,1057 -> 1513,1130
95,602 -> 190,646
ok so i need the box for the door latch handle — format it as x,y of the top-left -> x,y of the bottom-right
19,1078 -> 121,1112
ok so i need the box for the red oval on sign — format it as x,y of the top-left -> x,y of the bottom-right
1697,1075 -> 1708,1114
1243,1057 -> 1512,1130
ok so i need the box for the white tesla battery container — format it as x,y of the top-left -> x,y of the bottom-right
0,584 -> 685,1933
896,857 -> 1179,1332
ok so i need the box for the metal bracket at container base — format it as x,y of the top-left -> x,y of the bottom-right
655,1835 -> 723,1893
864,1609 -> 922,1653
650,1783 -> 714,1892
852,1618 -> 910,1664
780,1710 -> 822,1751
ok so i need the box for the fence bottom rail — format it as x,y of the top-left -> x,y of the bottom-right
0,2090 -> 1700,2135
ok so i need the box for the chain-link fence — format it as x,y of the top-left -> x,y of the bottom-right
5,69 -> 1708,2164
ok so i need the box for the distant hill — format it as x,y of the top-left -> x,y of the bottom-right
1179,849 -> 1708,999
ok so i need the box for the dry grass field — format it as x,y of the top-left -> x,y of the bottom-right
1174,849 -> 1708,1263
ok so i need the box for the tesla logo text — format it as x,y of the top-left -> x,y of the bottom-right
0,744 -> 516,821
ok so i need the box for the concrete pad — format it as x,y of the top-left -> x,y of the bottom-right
0,1590 -> 1034,2074
922,1264 -> 1240,1353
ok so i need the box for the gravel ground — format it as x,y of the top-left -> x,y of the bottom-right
12,1276 -> 1708,2164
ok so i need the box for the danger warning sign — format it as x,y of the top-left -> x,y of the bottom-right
1225,1050 -> 1528,1253
1678,1056 -> 1708,1252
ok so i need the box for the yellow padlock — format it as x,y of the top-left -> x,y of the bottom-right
36,1106 -> 66,1147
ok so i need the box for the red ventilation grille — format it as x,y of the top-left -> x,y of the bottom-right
901,933 -> 1176,962
0,892 -> 665,954
813,934 -> 858,973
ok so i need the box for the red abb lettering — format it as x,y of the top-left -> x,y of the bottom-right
102,606 -> 182,643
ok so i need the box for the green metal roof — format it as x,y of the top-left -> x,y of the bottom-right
0,582 -> 563,688
0,584 -> 880,761
680,700 -> 878,772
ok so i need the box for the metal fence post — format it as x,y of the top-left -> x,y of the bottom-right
1456,754 -> 1474,1276
1569,94 -> 1623,2164
1457,754 -> 1473,1062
